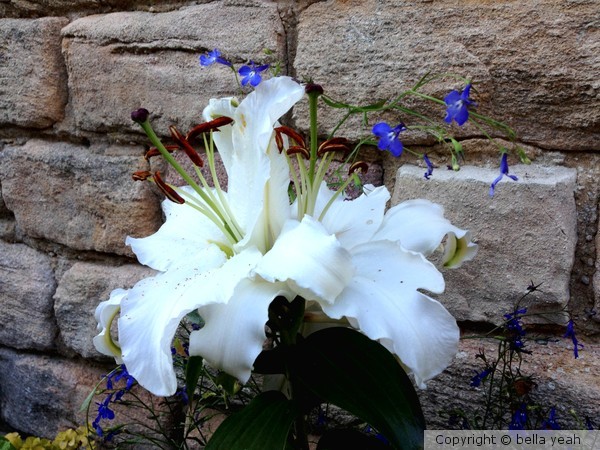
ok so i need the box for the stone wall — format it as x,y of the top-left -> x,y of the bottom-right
0,0 -> 598,438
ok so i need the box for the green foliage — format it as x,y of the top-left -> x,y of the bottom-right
206,391 -> 297,450
1,427 -> 90,450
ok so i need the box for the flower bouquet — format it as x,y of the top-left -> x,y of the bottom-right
89,50 -> 523,449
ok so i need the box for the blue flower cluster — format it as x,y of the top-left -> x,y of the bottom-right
199,49 -> 270,87
92,365 -> 136,441
372,84 -> 474,179
504,307 -> 527,350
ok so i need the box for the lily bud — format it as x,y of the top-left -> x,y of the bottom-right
305,83 -> 324,95
131,108 -> 150,124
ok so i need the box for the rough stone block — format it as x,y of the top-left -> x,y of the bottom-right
595,226 -> 600,320
420,336 -> 600,429
0,17 -> 68,128
294,0 -> 600,151
54,261 -> 156,359
391,163 -> 578,324
62,2 -> 286,137
0,140 -> 163,255
0,347 -> 107,438
0,0 -> 193,18
0,242 -> 57,351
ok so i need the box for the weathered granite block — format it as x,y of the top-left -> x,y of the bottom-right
392,163 -> 578,324
0,140 -> 163,255
294,0 -> 600,151
0,242 -> 57,351
0,347 -> 107,438
595,225 -> 600,320
0,17 -> 68,128
0,0 -> 193,18
62,2 -> 286,137
54,261 -> 156,359
421,336 -> 600,429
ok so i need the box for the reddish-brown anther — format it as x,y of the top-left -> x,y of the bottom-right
170,126 -> 204,167
153,171 -> 185,204
274,128 -> 285,153
186,116 -> 234,142
286,146 -> 310,159
317,137 -> 350,158
274,126 -> 306,148
348,161 -> 369,175
144,145 -> 178,161
132,170 -> 152,181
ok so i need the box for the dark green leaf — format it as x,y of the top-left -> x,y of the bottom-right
205,391 -> 297,450
293,327 -> 425,450
253,346 -> 287,375
321,96 -> 352,109
185,356 -> 204,401
352,100 -> 387,112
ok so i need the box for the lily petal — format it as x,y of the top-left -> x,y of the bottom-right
203,77 -> 304,252
255,216 -> 354,304
320,240 -> 458,388
126,186 -> 228,272
93,288 -> 126,363
190,279 -> 293,382
118,247 -> 261,396
373,199 -> 477,267
314,182 -> 390,250
202,96 -> 238,175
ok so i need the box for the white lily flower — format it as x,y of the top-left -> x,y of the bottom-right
94,76 -> 477,396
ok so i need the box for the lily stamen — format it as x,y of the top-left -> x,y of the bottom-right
186,116 -> 234,142
286,146 -> 310,159
144,145 -> 178,161
317,137 -> 350,158
132,170 -> 152,181
274,126 -> 306,148
170,125 -> 204,167
348,161 -> 369,175
152,171 -> 185,204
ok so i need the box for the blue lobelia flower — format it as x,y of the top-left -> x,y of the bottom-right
238,61 -> 270,87
96,396 -> 116,421
372,122 -> 407,157
540,407 -> 561,430
444,84 -> 473,126
509,403 -> 528,430
489,153 -> 518,197
423,154 -> 434,179
564,320 -> 583,358
470,367 -> 492,387
199,49 -> 232,67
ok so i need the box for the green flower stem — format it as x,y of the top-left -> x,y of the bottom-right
284,307 -> 310,450
327,110 -> 352,139
307,90 -> 320,184
139,120 -> 203,192
138,120 -> 241,244
405,90 -> 446,105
